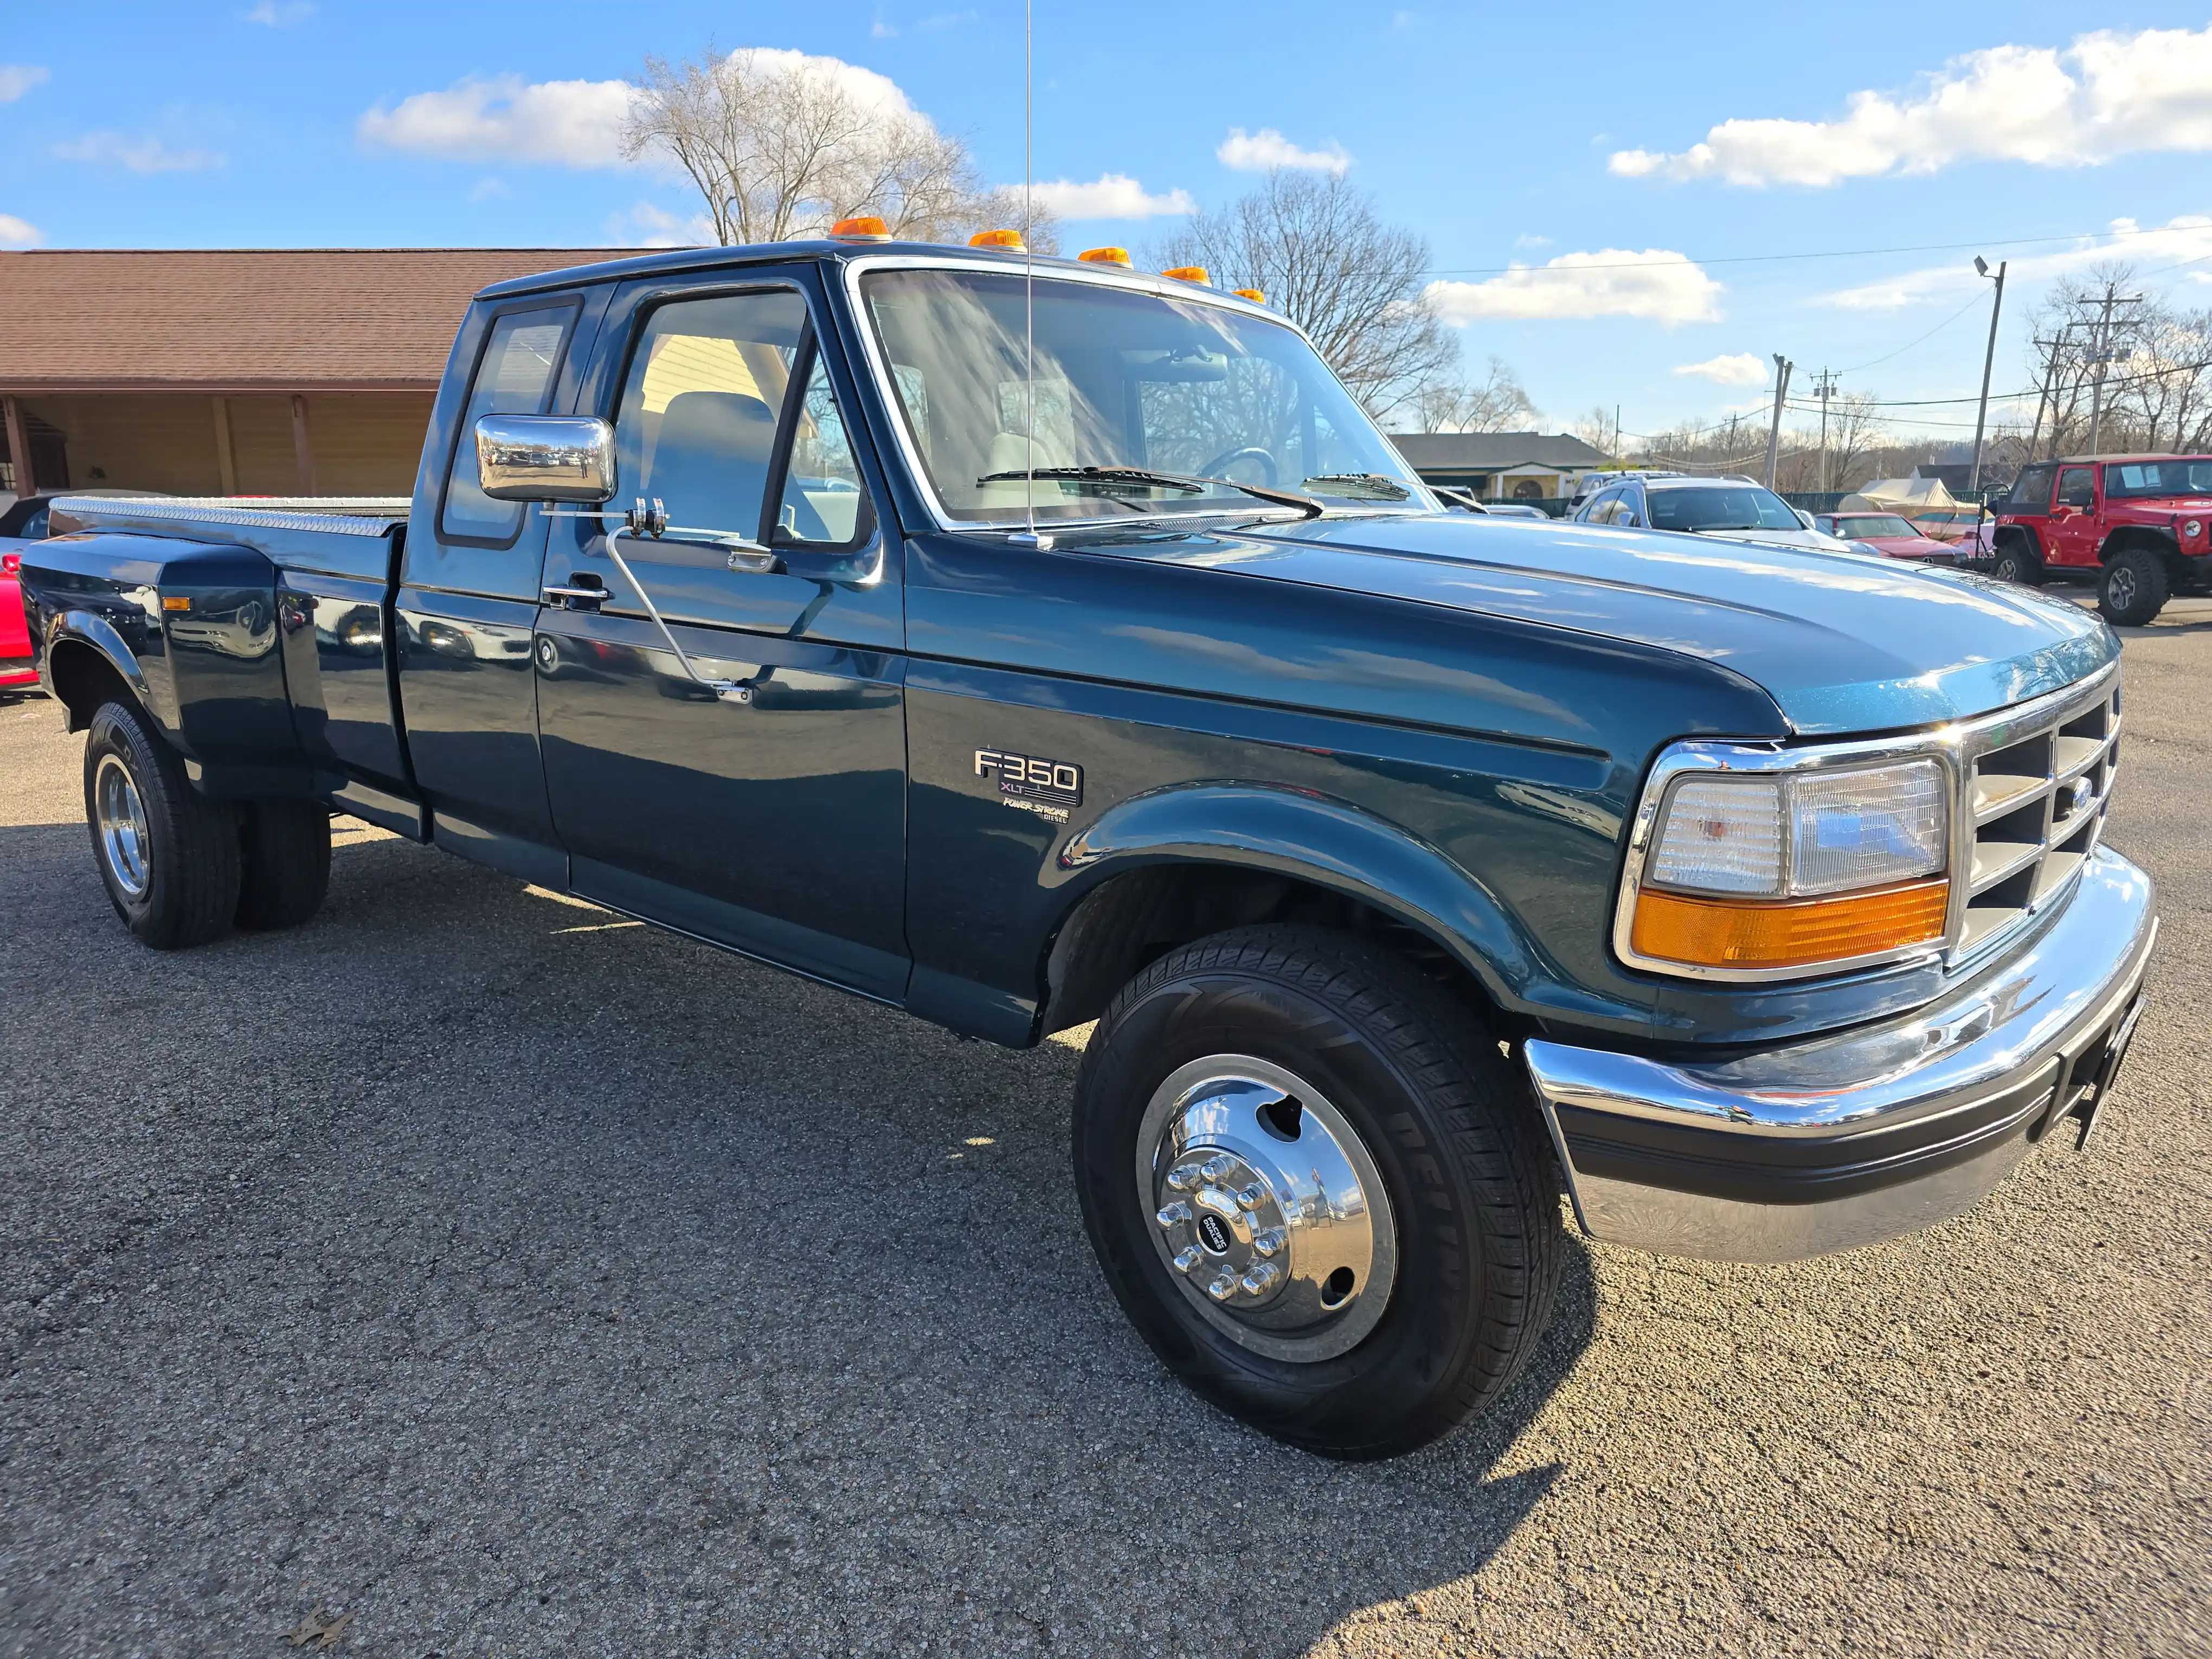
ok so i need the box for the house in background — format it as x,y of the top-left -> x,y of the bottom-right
0,249 -> 606,500
1387,431 -> 1611,504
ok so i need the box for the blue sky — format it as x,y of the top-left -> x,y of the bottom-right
5,2 -> 2211,443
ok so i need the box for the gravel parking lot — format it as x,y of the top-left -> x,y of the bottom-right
2,597 -> 2207,1659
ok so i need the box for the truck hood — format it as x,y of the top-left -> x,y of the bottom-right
1194,512 -> 2115,734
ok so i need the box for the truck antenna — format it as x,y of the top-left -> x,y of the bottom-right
1009,0 -> 1051,550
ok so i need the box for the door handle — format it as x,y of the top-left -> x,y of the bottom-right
542,581 -> 606,610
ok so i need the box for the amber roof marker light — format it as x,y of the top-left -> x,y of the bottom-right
830,216 -> 891,242
1161,265 -> 1211,285
1233,287 -> 1266,304
970,228 -> 1027,251
1077,247 -> 1132,267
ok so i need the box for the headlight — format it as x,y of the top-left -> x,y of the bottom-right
1623,758 -> 1950,976
2185,518 -> 2203,538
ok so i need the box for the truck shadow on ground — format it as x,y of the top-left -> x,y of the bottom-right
3,819 -> 1598,1658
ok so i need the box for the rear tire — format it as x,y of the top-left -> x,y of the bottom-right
2098,548 -> 2169,627
235,800 -> 332,930
83,699 -> 241,949
1072,925 -> 1563,1459
1990,539 -> 2044,587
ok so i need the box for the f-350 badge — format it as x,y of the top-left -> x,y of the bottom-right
974,747 -> 1083,821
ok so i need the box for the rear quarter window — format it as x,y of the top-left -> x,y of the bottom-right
2007,465 -> 2055,514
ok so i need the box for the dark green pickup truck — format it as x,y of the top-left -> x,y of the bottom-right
18,237 -> 2157,1458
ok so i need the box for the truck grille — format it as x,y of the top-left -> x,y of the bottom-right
1956,671 -> 2120,959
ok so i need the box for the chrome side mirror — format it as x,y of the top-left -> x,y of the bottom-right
475,414 -> 616,503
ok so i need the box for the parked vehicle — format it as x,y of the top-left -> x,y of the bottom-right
19,237 -> 2158,1459
1813,511 -> 1958,564
1567,467 -> 1682,510
1,492 -> 56,692
1572,475 -> 1857,555
1991,454 -> 2212,625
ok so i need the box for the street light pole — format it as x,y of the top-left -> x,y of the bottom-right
1968,257 -> 2006,497
1764,354 -> 1793,489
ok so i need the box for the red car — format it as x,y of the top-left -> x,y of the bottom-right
1991,453 -> 2212,625
0,493 -> 52,692
1812,511 -> 1958,564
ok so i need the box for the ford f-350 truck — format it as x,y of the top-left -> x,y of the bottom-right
18,235 -> 2158,1458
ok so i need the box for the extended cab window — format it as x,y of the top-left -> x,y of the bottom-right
441,305 -> 574,544
612,288 -> 872,550
2056,466 -> 2095,509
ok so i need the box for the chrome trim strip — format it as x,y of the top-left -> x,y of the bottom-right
49,494 -> 409,537
1611,659 -> 2120,985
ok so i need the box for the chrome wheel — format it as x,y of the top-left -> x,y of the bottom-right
1136,1054 -> 1397,1362
94,754 -> 151,898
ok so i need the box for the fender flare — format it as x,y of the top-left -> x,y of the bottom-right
43,610 -> 170,735
2096,526 -> 2178,564
1047,781 -> 1550,1014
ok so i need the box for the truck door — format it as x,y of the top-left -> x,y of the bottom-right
2046,465 -> 2101,569
533,269 -> 909,1001
397,288 -> 611,885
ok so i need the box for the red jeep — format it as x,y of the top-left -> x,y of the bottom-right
1990,454 -> 2212,626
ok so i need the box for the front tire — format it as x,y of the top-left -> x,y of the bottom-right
1072,925 -> 1563,1459
2098,548 -> 2169,627
83,699 -> 241,949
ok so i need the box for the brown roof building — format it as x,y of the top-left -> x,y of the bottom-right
1,249 -> 608,499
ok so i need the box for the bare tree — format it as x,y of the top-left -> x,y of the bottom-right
1409,356 -> 1535,433
1156,171 -> 1455,417
623,46 -> 1057,249
1568,405 -> 1615,458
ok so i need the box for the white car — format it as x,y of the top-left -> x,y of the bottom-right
1571,475 -> 1861,555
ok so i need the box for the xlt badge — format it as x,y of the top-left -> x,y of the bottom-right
975,747 -> 1083,820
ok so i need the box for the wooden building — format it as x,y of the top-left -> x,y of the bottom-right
1,249 -> 606,499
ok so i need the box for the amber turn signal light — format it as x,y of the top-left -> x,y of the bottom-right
1077,247 -> 1132,266
1160,266 -> 1211,285
969,228 -> 1026,250
830,216 -> 890,241
162,595 -> 192,612
1630,878 -> 1949,970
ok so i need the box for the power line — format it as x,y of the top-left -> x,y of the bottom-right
1423,221 -> 2212,278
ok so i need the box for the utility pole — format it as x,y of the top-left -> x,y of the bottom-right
1968,258 -> 2007,497
1764,353 -> 1793,489
2085,283 -> 2143,458
2027,329 -> 2074,461
1614,404 -> 1622,461
1809,368 -> 1838,492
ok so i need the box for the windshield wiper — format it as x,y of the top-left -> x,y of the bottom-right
1301,472 -> 1411,501
976,465 -> 1324,519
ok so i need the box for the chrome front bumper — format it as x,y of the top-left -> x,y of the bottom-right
1525,847 -> 2158,1262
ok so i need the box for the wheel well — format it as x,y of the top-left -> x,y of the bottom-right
46,640 -> 139,734
1992,525 -> 2037,558
2099,526 -> 2178,566
1039,864 -> 1509,1039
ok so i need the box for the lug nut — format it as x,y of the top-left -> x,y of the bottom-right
1236,1184 -> 1264,1211
1200,1156 -> 1234,1183
1155,1201 -> 1191,1229
1166,1164 -> 1201,1192
1206,1271 -> 1238,1302
1173,1246 -> 1203,1274
1252,1229 -> 1286,1258
1240,1262 -> 1281,1296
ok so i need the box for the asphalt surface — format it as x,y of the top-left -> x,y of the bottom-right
2,597 -> 2207,1659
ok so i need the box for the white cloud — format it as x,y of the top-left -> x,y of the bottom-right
1027,173 -> 1195,220
1426,249 -> 1724,325
1611,23 -> 2212,187
53,132 -> 223,173
603,200 -> 712,248
0,212 -> 42,248
1217,127 -> 1351,176
358,74 -> 633,167
1672,352 -> 1770,387
242,1 -> 313,24
0,64 -> 50,102
1823,214 -> 2212,308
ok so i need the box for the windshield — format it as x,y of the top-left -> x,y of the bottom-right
1838,514 -> 1917,538
2104,458 -> 2212,499
1646,485 -> 1803,533
859,267 -> 1431,522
